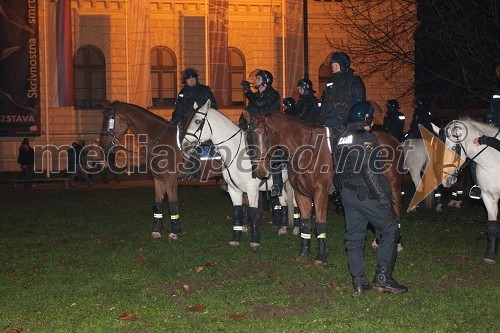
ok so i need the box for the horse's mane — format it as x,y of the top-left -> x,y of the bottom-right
458,116 -> 499,137
117,101 -> 168,125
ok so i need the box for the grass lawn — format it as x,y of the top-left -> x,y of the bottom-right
0,183 -> 498,332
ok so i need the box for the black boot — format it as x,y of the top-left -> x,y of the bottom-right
485,221 -> 499,263
271,197 -> 281,226
280,206 -> 288,228
152,202 -> 163,238
249,207 -> 260,250
185,146 -> 201,181
372,267 -> 408,294
298,219 -> 311,259
168,201 -> 181,236
271,171 -> 283,197
230,205 -> 244,246
352,276 -> 372,296
315,238 -> 328,265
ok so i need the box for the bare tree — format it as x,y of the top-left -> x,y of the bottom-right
324,0 -> 500,109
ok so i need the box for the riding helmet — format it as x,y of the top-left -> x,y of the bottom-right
181,68 -> 199,84
255,69 -> 273,86
387,99 -> 400,110
330,52 -> 351,70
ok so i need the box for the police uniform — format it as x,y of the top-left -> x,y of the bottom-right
383,108 -> 405,142
171,83 -> 217,126
335,101 -> 407,295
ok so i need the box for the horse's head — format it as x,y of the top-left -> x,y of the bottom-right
243,110 -> 281,179
432,122 -> 466,187
100,100 -> 130,152
181,100 -> 214,151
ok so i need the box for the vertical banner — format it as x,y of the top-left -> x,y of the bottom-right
56,0 -> 74,106
128,0 -> 151,107
285,0 -> 304,99
0,0 -> 40,136
208,0 -> 230,106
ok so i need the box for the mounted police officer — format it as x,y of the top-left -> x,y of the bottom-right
240,70 -> 283,197
335,101 -> 408,295
469,88 -> 500,199
296,79 -> 322,126
405,97 -> 434,140
382,99 -> 405,142
283,97 -> 299,117
171,68 -> 217,181
320,52 -> 366,132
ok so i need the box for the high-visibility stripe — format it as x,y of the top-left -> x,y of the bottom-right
153,213 -> 163,218
301,233 -> 311,239
452,192 -> 457,197
317,233 -> 326,239
457,190 -> 463,194
233,226 -> 243,231
434,193 -> 441,197
171,214 -> 180,220
293,213 -> 300,218
273,205 -> 281,210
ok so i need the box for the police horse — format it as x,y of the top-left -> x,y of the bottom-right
181,100 -> 296,251
244,110 -> 405,265
100,100 -> 223,240
432,119 -> 500,263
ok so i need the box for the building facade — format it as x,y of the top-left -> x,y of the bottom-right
0,0 -> 415,172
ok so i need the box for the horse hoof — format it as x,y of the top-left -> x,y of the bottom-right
229,241 -> 240,247
295,255 -> 308,262
455,201 -> 462,208
484,258 -> 496,264
250,242 -> 260,252
397,243 -> 404,252
435,204 -> 443,212
371,239 -> 379,250
314,260 -> 327,267
151,232 -> 161,239
447,200 -> 456,207
167,233 -> 178,241
278,226 -> 288,236
292,227 -> 300,236
242,225 -> 249,235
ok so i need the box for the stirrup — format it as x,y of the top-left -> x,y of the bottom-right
469,185 -> 481,200
270,184 -> 281,197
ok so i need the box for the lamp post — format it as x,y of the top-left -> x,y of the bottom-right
303,0 -> 309,79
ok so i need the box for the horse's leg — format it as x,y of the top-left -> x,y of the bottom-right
228,189 -> 244,247
164,177 -> 181,241
247,188 -> 261,252
295,193 -> 313,260
292,194 -> 300,236
152,178 -> 165,239
482,194 -> 499,264
277,189 -> 288,236
313,188 -> 329,266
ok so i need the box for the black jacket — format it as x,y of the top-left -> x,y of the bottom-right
171,83 -> 217,125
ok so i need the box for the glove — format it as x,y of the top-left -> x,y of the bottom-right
377,194 -> 392,210
240,80 -> 251,91
238,119 -> 248,130
477,135 -> 488,145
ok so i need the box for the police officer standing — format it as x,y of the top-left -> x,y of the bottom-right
240,70 -> 283,196
335,101 -> 408,295
320,52 -> 366,128
171,68 -> 217,181
382,99 -> 405,142
296,79 -> 322,126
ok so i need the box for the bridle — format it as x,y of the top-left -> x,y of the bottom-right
100,109 -> 130,149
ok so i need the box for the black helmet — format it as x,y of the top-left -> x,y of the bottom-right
296,79 -> 313,92
255,69 -> 273,86
330,52 -> 351,70
347,101 -> 374,124
414,97 -> 430,110
22,138 -> 29,144
387,99 -> 400,110
181,68 -> 199,84
283,97 -> 296,108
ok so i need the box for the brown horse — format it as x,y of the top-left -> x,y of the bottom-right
100,100 -> 222,240
244,111 -> 404,265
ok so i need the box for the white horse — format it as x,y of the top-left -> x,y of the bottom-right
402,138 -> 463,212
432,119 -> 500,264
182,100 -> 297,251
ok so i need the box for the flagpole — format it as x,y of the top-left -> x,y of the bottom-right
303,0 -> 309,79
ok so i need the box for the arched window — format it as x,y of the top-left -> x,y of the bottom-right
151,47 -> 177,107
74,45 -> 106,108
318,59 -> 332,98
228,48 -> 245,106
